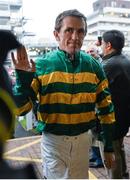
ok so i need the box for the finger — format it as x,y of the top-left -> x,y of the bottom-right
21,46 -> 28,60
30,59 -> 36,72
11,52 -> 17,65
17,47 -> 23,61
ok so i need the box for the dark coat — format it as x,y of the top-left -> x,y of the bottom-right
102,52 -> 130,139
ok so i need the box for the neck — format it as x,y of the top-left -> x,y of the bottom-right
58,48 -> 79,61
69,54 -> 75,61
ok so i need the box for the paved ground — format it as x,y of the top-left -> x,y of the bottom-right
14,122 -> 37,138
89,136 -> 130,179
3,134 -> 130,179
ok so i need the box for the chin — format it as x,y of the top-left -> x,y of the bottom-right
67,48 -> 80,55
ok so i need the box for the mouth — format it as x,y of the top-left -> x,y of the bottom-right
69,43 -> 80,48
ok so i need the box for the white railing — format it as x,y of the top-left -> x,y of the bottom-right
0,10 -> 10,17
0,24 -> 11,29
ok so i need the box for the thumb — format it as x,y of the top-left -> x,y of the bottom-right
30,59 -> 35,72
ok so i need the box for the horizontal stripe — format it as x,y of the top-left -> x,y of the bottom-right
40,92 -> 96,105
38,71 -> 100,86
4,139 -> 40,155
96,87 -> 110,103
99,112 -> 115,124
98,103 -> 114,115
8,135 -> 41,142
38,103 -> 95,114
4,156 -> 42,163
14,101 -> 33,115
37,111 -> 96,124
41,83 -> 97,95
31,77 -> 40,94
41,120 -> 96,136
97,79 -> 109,94
97,95 -> 112,108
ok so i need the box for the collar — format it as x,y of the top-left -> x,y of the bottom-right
58,48 -> 80,61
103,51 -> 121,60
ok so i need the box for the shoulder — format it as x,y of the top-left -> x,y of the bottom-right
105,54 -> 130,67
80,51 -> 103,70
34,50 -> 60,75
35,50 -> 60,64
80,51 -> 105,80
80,51 -> 100,63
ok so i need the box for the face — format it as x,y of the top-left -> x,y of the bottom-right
54,16 -> 86,55
101,40 -> 112,56
87,47 -> 98,58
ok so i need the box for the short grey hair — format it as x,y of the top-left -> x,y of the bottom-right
54,9 -> 87,35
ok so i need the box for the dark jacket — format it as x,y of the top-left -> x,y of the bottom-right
102,52 -> 130,139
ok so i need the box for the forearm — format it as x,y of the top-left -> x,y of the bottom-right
13,70 -> 36,115
96,79 -> 115,152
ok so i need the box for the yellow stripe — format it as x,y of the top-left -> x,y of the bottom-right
40,92 -> 96,105
37,111 -> 96,124
4,139 -> 40,156
8,135 -> 41,142
99,112 -> 115,124
97,79 -> 108,94
89,171 -> 97,179
97,95 -> 112,108
4,156 -> 42,163
38,71 -> 99,85
31,78 -> 40,94
15,101 -> 33,115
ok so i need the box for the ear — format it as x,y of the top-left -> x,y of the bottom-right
53,30 -> 60,41
106,42 -> 112,50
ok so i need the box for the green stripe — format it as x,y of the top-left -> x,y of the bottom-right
36,50 -> 104,75
98,103 -> 114,115
43,119 -> 96,136
101,123 -> 115,152
96,88 -> 110,103
41,83 -> 97,95
38,103 -> 95,114
14,95 -> 30,107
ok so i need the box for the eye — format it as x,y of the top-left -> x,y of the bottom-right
78,29 -> 85,35
65,28 -> 73,33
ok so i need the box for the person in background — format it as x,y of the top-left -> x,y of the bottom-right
12,9 -> 115,179
101,29 -> 130,179
0,30 -> 37,179
87,45 -> 104,168
86,45 -> 102,62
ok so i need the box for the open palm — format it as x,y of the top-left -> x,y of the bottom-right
11,45 -> 35,72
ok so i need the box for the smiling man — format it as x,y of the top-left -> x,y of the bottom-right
12,9 -> 115,179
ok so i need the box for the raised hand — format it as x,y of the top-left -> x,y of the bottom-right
11,45 -> 35,72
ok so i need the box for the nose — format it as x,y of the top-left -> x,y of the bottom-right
72,30 -> 79,40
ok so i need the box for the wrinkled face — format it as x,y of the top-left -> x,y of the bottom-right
54,16 -> 86,55
87,47 -> 98,58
